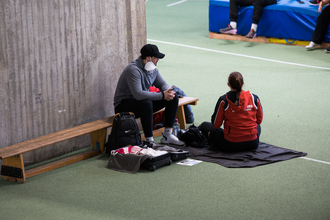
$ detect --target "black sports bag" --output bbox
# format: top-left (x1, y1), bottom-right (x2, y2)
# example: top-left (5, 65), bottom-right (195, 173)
top-left (179, 124), bottom-right (208, 148)
top-left (105, 112), bottom-right (142, 156)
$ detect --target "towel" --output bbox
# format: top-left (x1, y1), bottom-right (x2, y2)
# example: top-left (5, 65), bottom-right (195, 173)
top-left (172, 142), bottom-right (307, 168)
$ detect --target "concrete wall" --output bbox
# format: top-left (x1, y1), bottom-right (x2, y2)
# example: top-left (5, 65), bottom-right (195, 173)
top-left (0, 0), bottom-right (146, 165)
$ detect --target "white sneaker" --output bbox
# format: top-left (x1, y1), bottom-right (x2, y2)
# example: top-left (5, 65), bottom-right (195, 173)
top-left (160, 134), bottom-right (185, 146)
top-left (306, 41), bottom-right (319, 50)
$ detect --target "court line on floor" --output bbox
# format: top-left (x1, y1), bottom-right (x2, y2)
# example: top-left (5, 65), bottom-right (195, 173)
top-left (300, 157), bottom-right (330, 165)
top-left (148, 39), bottom-right (330, 70)
top-left (167, 0), bottom-right (187, 7)
top-left (148, 38), bottom-right (330, 166)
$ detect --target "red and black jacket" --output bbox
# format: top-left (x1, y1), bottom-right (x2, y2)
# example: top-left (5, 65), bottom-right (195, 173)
top-left (211, 90), bottom-right (263, 142)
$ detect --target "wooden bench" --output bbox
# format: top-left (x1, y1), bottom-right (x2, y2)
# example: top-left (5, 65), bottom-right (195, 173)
top-left (0, 97), bottom-right (199, 183)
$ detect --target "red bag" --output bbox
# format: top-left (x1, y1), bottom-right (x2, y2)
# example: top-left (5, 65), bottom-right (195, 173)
top-left (149, 86), bottom-right (164, 128)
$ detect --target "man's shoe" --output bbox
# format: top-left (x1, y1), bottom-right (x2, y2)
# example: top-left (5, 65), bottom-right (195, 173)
top-left (161, 134), bottom-right (185, 146)
top-left (245, 29), bottom-right (256, 39)
top-left (219, 25), bottom-right (237, 35)
top-left (142, 140), bottom-right (156, 148)
top-left (309, 0), bottom-right (320, 5)
top-left (306, 41), bottom-right (319, 49)
top-left (325, 46), bottom-right (330, 53)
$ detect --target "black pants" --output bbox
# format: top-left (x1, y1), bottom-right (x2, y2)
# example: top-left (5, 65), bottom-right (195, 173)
top-left (115, 95), bottom-right (179, 137)
top-left (230, 0), bottom-right (277, 25)
top-left (200, 122), bottom-right (261, 152)
top-left (312, 5), bottom-right (330, 44)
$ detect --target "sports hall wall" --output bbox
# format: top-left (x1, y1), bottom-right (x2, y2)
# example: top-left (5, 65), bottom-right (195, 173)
top-left (0, 0), bottom-right (146, 166)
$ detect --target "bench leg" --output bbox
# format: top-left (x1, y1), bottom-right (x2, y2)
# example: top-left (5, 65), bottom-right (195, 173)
top-left (90, 128), bottom-right (107, 152)
top-left (176, 105), bottom-right (187, 129)
top-left (25, 150), bottom-right (101, 179)
top-left (1, 154), bottom-right (26, 183)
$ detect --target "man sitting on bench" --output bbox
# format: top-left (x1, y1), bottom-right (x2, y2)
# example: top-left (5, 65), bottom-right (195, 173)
top-left (113, 44), bottom-right (184, 146)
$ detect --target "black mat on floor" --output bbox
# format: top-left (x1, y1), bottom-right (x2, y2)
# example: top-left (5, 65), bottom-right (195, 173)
top-left (172, 142), bottom-right (307, 168)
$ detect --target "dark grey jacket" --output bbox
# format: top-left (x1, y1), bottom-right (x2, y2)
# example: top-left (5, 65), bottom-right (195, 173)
top-left (113, 56), bottom-right (170, 107)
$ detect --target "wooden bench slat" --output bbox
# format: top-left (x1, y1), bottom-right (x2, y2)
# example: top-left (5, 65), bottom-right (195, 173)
top-left (0, 117), bottom-right (114, 159)
top-left (178, 96), bottom-right (199, 106)
top-left (154, 97), bottom-right (199, 114)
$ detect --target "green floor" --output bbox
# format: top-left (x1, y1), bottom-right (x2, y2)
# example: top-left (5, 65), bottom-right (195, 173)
top-left (1, 0), bottom-right (330, 219)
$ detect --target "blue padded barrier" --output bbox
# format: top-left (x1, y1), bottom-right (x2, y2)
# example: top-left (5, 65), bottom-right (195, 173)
top-left (209, 0), bottom-right (330, 42)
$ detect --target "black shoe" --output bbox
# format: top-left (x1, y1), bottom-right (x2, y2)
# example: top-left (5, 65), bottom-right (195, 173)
top-left (245, 29), bottom-right (256, 39)
top-left (309, 0), bottom-right (320, 5)
top-left (219, 25), bottom-right (237, 35)
top-left (141, 140), bottom-right (156, 148)
top-left (325, 46), bottom-right (330, 53)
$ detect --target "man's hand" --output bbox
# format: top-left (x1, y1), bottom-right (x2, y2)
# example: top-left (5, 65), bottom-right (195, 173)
top-left (163, 88), bottom-right (175, 101)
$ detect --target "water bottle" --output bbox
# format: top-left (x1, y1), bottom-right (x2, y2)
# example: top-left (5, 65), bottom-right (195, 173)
top-left (173, 119), bottom-right (180, 137)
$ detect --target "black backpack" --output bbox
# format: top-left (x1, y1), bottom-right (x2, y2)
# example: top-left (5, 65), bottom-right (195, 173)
top-left (105, 112), bottom-right (142, 156)
top-left (179, 124), bottom-right (208, 148)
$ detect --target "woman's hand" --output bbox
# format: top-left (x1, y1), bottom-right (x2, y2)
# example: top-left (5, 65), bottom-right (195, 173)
top-left (319, 1), bottom-right (323, 12)
top-left (318, 0), bottom-right (329, 12)
top-left (163, 88), bottom-right (175, 101)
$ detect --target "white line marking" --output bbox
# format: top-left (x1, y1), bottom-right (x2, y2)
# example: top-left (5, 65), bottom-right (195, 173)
top-left (300, 157), bottom-right (330, 165)
top-left (148, 38), bottom-right (330, 166)
top-left (167, 0), bottom-right (188, 7)
top-left (147, 39), bottom-right (330, 70)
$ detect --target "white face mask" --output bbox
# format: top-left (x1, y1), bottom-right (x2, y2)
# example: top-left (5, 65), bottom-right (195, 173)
top-left (145, 61), bottom-right (156, 71)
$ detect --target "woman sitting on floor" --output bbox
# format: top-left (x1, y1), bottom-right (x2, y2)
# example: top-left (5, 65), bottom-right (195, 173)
top-left (200, 71), bottom-right (263, 152)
